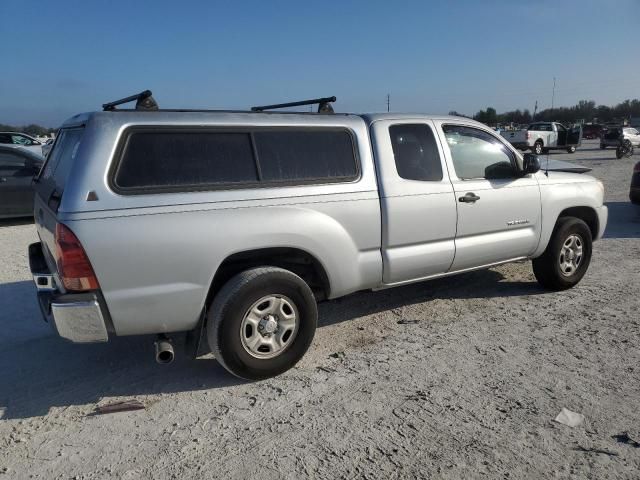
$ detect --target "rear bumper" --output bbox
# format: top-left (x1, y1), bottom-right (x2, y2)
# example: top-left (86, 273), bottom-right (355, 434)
top-left (29, 242), bottom-right (109, 343)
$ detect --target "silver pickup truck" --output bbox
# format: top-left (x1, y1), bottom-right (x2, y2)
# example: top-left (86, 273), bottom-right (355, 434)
top-left (29, 93), bottom-right (607, 379)
top-left (501, 122), bottom-right (582, 154)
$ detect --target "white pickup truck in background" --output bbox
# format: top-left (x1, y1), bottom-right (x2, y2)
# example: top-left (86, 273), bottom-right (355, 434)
top-left (501, 122), bottom-right (582, 154)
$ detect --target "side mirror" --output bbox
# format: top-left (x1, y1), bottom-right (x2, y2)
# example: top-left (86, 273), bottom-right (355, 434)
top-left (522, 153), bottom-right (540, 174)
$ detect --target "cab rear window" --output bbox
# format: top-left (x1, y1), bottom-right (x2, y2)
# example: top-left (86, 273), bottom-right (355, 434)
top-left (112, 127), bottom-right (359, 193)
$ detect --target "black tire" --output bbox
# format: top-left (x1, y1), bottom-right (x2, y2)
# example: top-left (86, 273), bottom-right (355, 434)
top-left (566, 146), bottom-right (576, 153)
top-left (630, 192), bottom-right (640, 205)
top-left (532, 217), bottom-right (593, 291)
top-left (207, 267), bottom-right (317, 380)
top-left (532, 141), bottom-right (543, 155)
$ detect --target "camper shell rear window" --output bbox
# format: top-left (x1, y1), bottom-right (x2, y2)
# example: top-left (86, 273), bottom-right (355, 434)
top-left (39, 128), bottom-right (84, 190)
top-left (111, 127), bottom-right (360, 193)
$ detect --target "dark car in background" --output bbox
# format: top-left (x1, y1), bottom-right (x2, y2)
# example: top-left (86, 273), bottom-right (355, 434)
top-left (601, 126), bottom-right (640, 150)
top-left (631, 161), bottom-right (640, 205)
top-left (0, 145), bottom-right (43, 218)
top-left (582, 124), bottom-right (604, 140)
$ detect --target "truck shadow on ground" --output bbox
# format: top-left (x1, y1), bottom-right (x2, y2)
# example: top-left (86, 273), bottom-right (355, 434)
top-left (318, 268), bottom-right (543, 330)
top-left (0, 268), bottom-right (543, 420)
top-left (0, 217), bottom-right (33, 228)
top-left (0, 281), bottom-right (244, 420)
top-left (603, 201), bottom-right (640, 239)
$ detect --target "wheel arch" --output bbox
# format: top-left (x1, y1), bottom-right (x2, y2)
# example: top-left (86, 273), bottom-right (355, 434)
top-left (206, 247), bottom-right (332, 306)
top-left (558, 206), bottom-right (599, 239)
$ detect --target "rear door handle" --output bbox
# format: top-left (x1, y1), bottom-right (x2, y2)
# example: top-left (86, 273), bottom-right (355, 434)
top-left (459, 192), bottom-right (480, 203)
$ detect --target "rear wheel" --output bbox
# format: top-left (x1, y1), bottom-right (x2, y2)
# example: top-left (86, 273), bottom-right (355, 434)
top-left (566, 146), bottom-right (576, 153)
top-left (207, 267), bottom-right (317, 380)
top-left (532, 217), bottom-right (592, 291)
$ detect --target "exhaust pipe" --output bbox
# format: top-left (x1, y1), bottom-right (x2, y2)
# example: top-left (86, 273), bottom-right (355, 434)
top-left (154, 335), bottom-right (174, 364)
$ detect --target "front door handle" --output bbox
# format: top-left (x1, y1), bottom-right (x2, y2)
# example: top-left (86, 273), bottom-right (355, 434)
top-left (459, 192), bottom-right (480, 203)
top-left (0, 177), bottom-right (7, 183)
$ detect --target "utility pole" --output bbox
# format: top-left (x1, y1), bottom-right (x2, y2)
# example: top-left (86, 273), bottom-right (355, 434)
top-left (386, 93), bottom-right (390, 112)
top-left (533, 100), bottom-right (538, 121)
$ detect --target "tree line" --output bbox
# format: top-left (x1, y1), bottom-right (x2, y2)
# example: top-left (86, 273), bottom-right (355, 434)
top-left (450, 99), bottom-right (640, 126)
top-left (0, 124), bottom-right (56, 136)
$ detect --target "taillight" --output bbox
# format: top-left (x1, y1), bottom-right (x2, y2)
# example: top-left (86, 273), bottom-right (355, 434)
top-left (54, 223), bottom-right (99, 292)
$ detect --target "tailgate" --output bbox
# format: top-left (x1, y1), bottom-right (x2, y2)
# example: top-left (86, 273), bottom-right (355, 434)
top-left (501, 130), bottom-right (526, 144)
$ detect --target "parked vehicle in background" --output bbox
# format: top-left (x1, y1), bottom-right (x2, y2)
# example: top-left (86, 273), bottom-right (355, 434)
top-left (499, 129), bottom-right (529, 151)
top-left (0, 145), bottom-right (43, 218)
top-left (630, 161), bottom-right (640, 205)
top-left (28, 91), bottom-right (607, 380)
top-left (582, 124), bottom-right (604, 140)
top-left (41, 138), bottom-right (55, 157)
top-left (600, 126), bottom-right (640, 149)
top-left (500, 122), bottom-right (582, 154)
top-left (0, 132), bottom-right (44, 155)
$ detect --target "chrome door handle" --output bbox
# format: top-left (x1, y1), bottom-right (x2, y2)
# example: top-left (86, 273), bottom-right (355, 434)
top-left (459, 192), bottom-right (480, 203)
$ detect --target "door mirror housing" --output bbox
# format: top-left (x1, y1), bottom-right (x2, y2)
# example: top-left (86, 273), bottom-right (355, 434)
top-left (522, 153), bottom-right (541, 174)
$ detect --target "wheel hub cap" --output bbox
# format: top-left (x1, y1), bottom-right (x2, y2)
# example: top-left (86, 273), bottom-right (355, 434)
top-left (240, 295), bottom-right (299, 359)
top-left (559, 234), bottom-right (583, 277)
top-left (260, 315), bottom-right (278, 334)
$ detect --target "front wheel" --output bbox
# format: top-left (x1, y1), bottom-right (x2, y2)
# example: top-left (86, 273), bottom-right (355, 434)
top-left (532, 217), bottom-right (592, 291)
top-left (566, 146), bottom-right (576, 153)
top-left (207, 267), bottom-right (318, 380)
top-left (616, 140), bottom-right (634, 159)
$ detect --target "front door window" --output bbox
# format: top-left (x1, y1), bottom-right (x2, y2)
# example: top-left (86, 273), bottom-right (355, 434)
top-left (442, 125), bottom-right (517, 180)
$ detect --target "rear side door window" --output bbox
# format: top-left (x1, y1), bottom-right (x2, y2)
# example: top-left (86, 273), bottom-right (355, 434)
top-left (11, 134), bottom-right (35, 146)
top-left (388, 124), bottom-right (443, 181)
top-left (442, 125), bottom-right (518, 180)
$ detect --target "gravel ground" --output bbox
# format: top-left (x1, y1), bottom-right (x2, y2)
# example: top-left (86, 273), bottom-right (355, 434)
top-left (1, 140), bottom-right (639, 479)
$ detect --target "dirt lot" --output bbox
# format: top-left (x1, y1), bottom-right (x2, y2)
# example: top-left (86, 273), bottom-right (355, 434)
top-left (1, 139), bottom-right (639, 479)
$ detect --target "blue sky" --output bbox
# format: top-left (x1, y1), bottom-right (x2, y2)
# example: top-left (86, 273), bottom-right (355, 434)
top-left (1, 0), bottom-right (638, 126)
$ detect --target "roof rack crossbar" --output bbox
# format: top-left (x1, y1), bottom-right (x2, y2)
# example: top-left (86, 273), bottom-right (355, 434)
top-left (103, 90), bottom-right (158, 111)
top-left (251, 96), bottom-right (336, 114)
